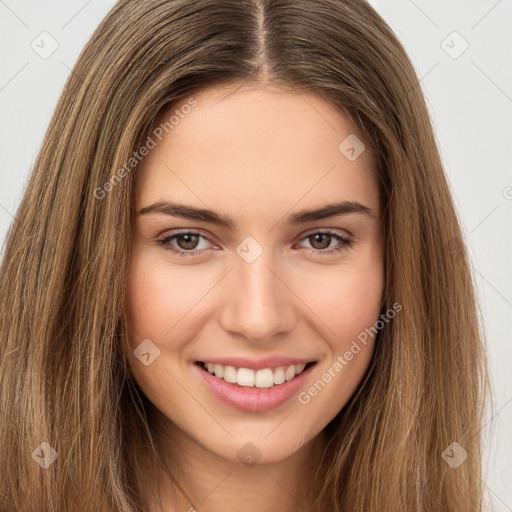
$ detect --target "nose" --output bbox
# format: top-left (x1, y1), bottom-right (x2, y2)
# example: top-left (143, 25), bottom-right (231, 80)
top-left (218, 247), bottom-right (297, 344)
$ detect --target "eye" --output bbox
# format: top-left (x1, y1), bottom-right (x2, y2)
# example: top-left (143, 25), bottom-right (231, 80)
top-left (157, 231), bottom-right (213, 257)
top-left (157, 229), bottom-right (352, 258)
top-left (295, 230), bottom-right (352, 255)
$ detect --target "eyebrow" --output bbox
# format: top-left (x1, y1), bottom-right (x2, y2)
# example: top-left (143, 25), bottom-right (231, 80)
top-left (138, 200), bottom-right (375, 228)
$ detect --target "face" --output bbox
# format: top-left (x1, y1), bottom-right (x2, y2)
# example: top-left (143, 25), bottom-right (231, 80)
top-left (122, 83), bottom-right (384, 465)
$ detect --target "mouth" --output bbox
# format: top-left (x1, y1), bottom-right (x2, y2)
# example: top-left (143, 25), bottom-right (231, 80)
top-left (195, 360), bottom-right (317, 389)
top-left (194, 359), bottom-right (318, 412)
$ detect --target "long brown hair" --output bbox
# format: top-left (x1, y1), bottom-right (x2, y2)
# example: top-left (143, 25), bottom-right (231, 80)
top-left (0, 0), bottom-right (493, 510)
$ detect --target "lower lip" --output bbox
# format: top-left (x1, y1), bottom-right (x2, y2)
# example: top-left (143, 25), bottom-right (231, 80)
top-left (194, 362), bottom-right (316, 412)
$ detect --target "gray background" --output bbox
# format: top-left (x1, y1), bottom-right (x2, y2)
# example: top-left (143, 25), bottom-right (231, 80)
top-left (0, 0), bottom-right (510, 508)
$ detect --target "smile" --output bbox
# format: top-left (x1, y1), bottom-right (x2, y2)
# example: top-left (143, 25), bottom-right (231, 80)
top-left (194, 360), bottom-right (318, 412)
top-left (198, 361), bottom-right (315, 388)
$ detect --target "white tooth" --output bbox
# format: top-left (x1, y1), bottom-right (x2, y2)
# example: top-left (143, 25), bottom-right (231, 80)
top-left (214, 364), bottom-right (224, 378)
top-left (255, 368), bottom-right (274, 388)
top-left (295, 363), bottom-right (306, 375)
top-left (237, 367), bottom-right (255, 387)
top-left (223, 365), bottom-right (237, 383)
top-left (273, 366), bottom-right (285, 385)
top-left (285, 365), bottom-right (295, 381)
top-left (209, 363), bottom-right (306, 387)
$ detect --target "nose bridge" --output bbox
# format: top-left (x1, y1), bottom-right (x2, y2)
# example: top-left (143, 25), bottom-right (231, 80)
top-left (219, 237), bottom-right (295, 341)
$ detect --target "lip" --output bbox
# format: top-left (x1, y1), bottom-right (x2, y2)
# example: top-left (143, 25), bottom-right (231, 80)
top-left (193, 360), bottom-right (317, 412)
top-left (195, 356), bottom-right (315, 371)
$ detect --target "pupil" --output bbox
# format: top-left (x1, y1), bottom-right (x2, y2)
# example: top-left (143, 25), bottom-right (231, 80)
top-left (178, 234), bottom-right (198, 250)
top-left (311, 233), bottom-right (330, 249)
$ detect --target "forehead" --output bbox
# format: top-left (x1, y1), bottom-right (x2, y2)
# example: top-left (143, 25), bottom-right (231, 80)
top-left (135, 84), bottom-right (379, 219)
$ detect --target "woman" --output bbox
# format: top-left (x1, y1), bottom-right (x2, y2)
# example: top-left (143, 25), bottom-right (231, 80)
top-left (0, 0), bottom-right (492, 510)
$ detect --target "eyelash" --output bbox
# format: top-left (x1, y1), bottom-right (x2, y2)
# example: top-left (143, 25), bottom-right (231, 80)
top-left (156, 230), bottom-right (352, 258)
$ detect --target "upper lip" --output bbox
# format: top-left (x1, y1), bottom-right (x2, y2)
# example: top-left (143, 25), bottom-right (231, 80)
top-left (196, 356), bottom-right (317, 371)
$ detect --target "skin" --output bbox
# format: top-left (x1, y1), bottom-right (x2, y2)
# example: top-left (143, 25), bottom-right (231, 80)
top-left (122, 83), bottom-right (385, 512)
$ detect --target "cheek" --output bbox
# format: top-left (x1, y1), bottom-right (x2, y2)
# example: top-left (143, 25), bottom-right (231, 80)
top-left (333, 273), bottom-right (383, 341)
top-left (123, 253), bottom-right (219, 349)
top-left (122, 256), bottom-right (203, 403)
top-left (292, 260), bottom-right (383, 418)
top-left (296, 260), bottom-right (383, 344)
top-left (124, 261), bottom-right (174, 344)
